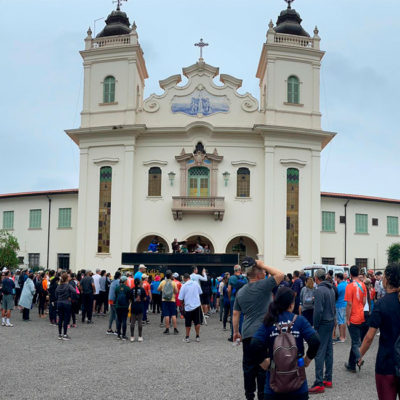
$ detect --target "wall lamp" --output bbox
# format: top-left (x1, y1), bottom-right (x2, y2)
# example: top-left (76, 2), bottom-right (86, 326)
top-left (168, 171), bottom-right (176, 186)
top-left (222, 171), bottom-right (230, 186)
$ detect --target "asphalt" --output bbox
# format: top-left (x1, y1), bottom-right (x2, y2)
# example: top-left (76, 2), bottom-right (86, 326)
top-left (3, 308), bottom-right (379, 400)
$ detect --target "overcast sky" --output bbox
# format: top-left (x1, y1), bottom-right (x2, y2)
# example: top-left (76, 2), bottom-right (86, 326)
top-left (1, 0), bottom-right (399, 198)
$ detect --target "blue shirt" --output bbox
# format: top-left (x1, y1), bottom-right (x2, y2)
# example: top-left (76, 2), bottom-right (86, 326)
top-left (108, 278), bottom-right (120, 302)
top-left (253, 311), bottom-right (315, 395)
top-left (336, 281), bottom-right (347, 308)
top-left (292, 278), bottom-right (303, 308)
top-left (151, 281), bottom-right (160, 294)
top-left (134, 271), bottom-right (143, 281)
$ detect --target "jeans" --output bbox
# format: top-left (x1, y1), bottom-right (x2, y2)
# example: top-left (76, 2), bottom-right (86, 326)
top-left (348, 323), bottom-right (362, 369)
top-left (210, 293), bottom-right (217, 310)
top-left (81, 293), bottom-right (93, 322)
top-left (49, 302), bottom-right (57, 323)
top-left (108, 304), bottom-right (118, 330)
top-left (314, 321), bottom-right (334, 386)
top-left (219, 298), bottom-right (224, 321)
top-left (22, 308), bottom-right (30, 320)
top-left (116, 307), bottom-right (128, 337)
top-left (131, 313), bottom-right (143, 337)
top-left (223, 300), bottom-right (230, 329)
top-left (243, 338), bottom-right (266, 400)
top-left (57, 302), bottom-right (71, 335)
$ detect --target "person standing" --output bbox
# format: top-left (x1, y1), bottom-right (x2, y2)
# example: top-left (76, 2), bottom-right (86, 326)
top-left (134, 264), bottom-right (147, 281)
top-left (141, 274), bottom-right (151, 324)
top-left (292, 270), bottom-right (304, 315)
top-left (92, 269), bottom-right (101, 314)
top-left (158, 270), bottom-right (179, 335)
top-left (130, 278), bottom-right (146, 342)
top-left (18, 273), bottom-right (35, 321)
top-left (222, 274), bottom-right (231, 330)
top-left (190, 266), bottom-right (207, 286)
top-left (151, 275), bottom-right (161, 314)
top-left (299, 277), bottom-right (315, 326)
top-left (344, 265), bottom-right (367, 373)
top-left (309, 269), bottom-right (336, 394)
top-left (179, 273), bottom-right (203, 343)
top-left (14, 269), bottom-right (21, 306)
top-left (374, 271), bottom-right (385, 300)
top-left (55, 272), bottom-right (76, 340)
top-left (106, 271), bottom-right (121, 334)
top-left (358, 263), bottom-right (400, 400)
top-left (97, 270), bottom-right (107, 315)
top-left (48, 275), bottom-right (59, 326)
top-left (80, 270), bottom-right (95, 324)
top-left (333, 273), bottom-right (347, 343)
top-left (233, 259), bottom-right (284, 400)
top-left (114, 276), bottom-right (131, 340)
top-left (1, 270), bottom-right (15, 327)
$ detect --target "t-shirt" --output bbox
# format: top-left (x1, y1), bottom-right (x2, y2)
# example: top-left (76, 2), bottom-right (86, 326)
top-left (1, 278), bottom-right (15, 295)
top-left (114, 284), bottom-right (131, 308)
top-left (178, 280), bottom-right (203, 311)
top-left (190, 273), bottom-right (207, 286)
top-left (292, 278), bottom-right (303, 309)
top-left (150, 281), bottom-right (160, 294)
top-left (344, 280), bottom-right (366, 325)
top-left (228, 274), bottom-right (248, 302)
top-left (234, 277), bottom-right (277, 339)
top-left (174, 279), bottom-right (182, 306)
top-left (130, 286), bottom-right (147, 314)
top-left (142, 281), bottom-right (151, 296)
top-left (127, 277), bottom-right (135, 289)
top-left (134, 271), bottom-right (143, 281)
top-left (158, 279), bottom-right (177, 302)
top-left (368, 292), bottom-right (400, 375)
top-left (80, 276), bottom-right (94, 295)
top-left (252, 311), bottom-right (315, 395)
top-left (92, 274), bottom-right (101, 295)
top-left (336, 281), bottom-right (348, 308)
top-left (99, 276), bottom-right (106, 292)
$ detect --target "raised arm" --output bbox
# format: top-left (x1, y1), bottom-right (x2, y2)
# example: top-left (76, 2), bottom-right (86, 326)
top-left (256, 260), bottom-right (284, 285)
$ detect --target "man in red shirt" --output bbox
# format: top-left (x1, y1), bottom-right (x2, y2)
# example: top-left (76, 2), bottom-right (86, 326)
top-left (141, 274), bottom-right (152, 324)
top-left (344, 265), bottom-right (367, 372)
top-left (173, 273), bottom-right (183, 318)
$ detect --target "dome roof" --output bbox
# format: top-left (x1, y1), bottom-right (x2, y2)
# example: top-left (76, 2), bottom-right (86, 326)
top-left (96, 9), bottom-right (131, 38)
top-left (274, 8), bottom-right (310, 37)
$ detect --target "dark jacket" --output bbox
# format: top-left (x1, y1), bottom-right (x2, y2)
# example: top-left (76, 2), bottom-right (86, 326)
top-left (55, 283), bottom-right (76, 305)
top-left (313, 281), bottom-right (336, 329)
top-left (49, 279), bottom-right (58, 302)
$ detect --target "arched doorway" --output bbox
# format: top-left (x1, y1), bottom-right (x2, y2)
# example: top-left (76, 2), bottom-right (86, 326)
top-left (136, 235), bottom-right (169, 253)
top-left (185, 235), bottom-right (214, 253)
top-left (225, 236), bottom-right (259, 262)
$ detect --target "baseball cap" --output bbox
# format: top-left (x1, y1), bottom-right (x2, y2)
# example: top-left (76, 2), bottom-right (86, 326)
top-left (139, 264), bottom-right (147, 269)
top-left (172, 272), bottom-right (179, 278)
top-left (241, 257), bottom-right (256, 269)
top-left (121, 276), bottom-right (128, 282)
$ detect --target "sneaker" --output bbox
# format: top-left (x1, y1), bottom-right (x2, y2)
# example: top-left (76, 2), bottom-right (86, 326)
top-left (122, 336), bottom-right (128, 341)
top-left (183, 337), bottom-right (190, 343)
top-left (336, 339), bottom-right (345, 343)
top-left (87, 320), bottom-right (94, 324)
top-left (163, 329), bottom-right (170, 335)
top-left (138, 337), bottom-right (143, 342)
top-left (130, 337), bottom-right (135, 342)
top-left (106, 329), bottom-right (114, 335)
top-left (113, 331), bottom-right (118, 336)
top-left (309, 385), bottom-right (325, 394)
top-left (67, 324), bottom-right (71, 329)
top-left (223, 327), bottom-right (227, 331)
top-left (174, 328), bottom-right (179, 335)
top-left (58, 334), bottom-right (63, 340)
top-left (146, 320), bottom-right (150, 324)
top-left (344, 363), bottom-right (356, 373)
top-left (116, 335), bottom-right (122, 340)
top-left (227, 337), bottom-right (233, 342)
top-left (72, 324), bottom-right (77, 328)
top-left (1, 322), bottom-right (5, 326)
top-left (323, 381), bottom-right (332, 389)
top-left (159, 323), bottom-right (164, 327)
top-left (196, 336), bottom-right (200, 342)
top-left (62, 334), bottom-right (71, 341)
top-left (6, 323), bottom-right (14, 327)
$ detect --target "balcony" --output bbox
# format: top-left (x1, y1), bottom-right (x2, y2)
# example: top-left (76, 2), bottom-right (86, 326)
top-left (172, 196), bottom-right (225, 221)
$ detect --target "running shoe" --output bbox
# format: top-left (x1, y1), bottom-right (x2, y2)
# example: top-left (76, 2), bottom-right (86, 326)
top-left (62, 334), bottom-right (71, 341)
top-left (196, 336), bottom-right (200, 342)
top-left (309, 385), bottom-right (325, 394)
top-left (5, 323), bottom-right (14, 327)
top-left (183, 337), bottom-right (190, 343)
top-left (106, 329), bottom-right (114, 335)
top-left (116, 335), bottom-right (122, 340)
top-left (163, 328), bottom-right (170, 335)
top-left (138, 337), bottom-right (143, 342)
top-left (130, 337), bottom-right (135, 342)
top-left (344, 363), bottom-right (356, 373)
top-left (122, 336), bottom-right (128, 341)
top-left (323, 381), bottom-right (332, 389)
top-left (58, 334), bottom-right (63, 340)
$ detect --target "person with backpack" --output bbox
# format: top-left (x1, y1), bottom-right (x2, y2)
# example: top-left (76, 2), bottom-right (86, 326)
top-left (250, 286), bottom-right (320, 400)
top-left (227, 264), bottom-right (248, 341)
top-left (1, 270), bottom-right (15, 327)
top-left (130, 278), bottom-right (147, 342)
top-left (157, 270), bottom-right (179, 335)
top-left (233, 258), bottom-right (284, 400)
top-left (299, 277), bottom-right (315, 326)
top-left (114, 276), bottom-right (131, 340)
top-left (55, 272), bottom-right (76, 340)
top-left (36, 272), bottom-right (48, 319)
top-left (106, 271), bottom-right (121, 335)
top-left (358, 263), bottom-right (400, 400)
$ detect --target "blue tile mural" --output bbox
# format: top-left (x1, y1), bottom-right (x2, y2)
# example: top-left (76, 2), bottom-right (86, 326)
top-left (171, 89), bottom-right (229, 116)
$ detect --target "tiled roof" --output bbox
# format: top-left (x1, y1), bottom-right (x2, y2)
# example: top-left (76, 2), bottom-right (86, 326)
top-left (0, 189), bottom-right (79, 199)
top-left (321, 192), bottom-right (400, 205)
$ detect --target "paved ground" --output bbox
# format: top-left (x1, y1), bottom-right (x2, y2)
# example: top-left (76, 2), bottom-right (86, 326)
top-left (3, 308), bottom-right (379, 400)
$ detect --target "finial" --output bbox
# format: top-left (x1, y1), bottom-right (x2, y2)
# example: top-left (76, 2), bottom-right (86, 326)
top-left (132, 21), bottom-right (137, 31)
top-left (194, 38), bottom-right (209, 61)
top-left (268, 20), bottom-right (274, 29)
top-left (87, 27), bottom-right (92, 37)
top-left (284, 0), bottom-right (294, 9)
top-left (314, 26), bottom-right (319, 35)
top-left (113, 0), bottom-right (127, 11)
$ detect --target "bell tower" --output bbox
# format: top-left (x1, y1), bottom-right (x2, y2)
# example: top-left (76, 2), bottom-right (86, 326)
top-left (256, 1), bottom-right (324, 130)
top-left (80, 4), bottom-right (148, 128)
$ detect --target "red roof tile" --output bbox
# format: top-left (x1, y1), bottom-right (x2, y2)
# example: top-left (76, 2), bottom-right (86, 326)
top-left (0, 189), bottom-right (78, 199)
top-left (321, 192), bottom-right (400, 204)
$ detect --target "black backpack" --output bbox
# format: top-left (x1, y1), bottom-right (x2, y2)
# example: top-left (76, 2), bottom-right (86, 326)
top-left (116, 286), bottom-right (129, 308)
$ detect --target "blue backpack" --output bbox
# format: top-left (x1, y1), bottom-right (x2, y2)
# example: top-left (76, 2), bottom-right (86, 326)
top-left (116, 285), bottom-right (129, 308)
top-left (232, 275), bottom-right (247, 297)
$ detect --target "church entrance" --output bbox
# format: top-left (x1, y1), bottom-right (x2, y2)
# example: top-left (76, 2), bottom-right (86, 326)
top-left (136, 235), bottom-right (169, 253)
top-left (225, 236), bottom-right (259, 263)
top-left (184, 235), bottom-right (214, 253)
top-left (188, 167), bottom-right (209, 197)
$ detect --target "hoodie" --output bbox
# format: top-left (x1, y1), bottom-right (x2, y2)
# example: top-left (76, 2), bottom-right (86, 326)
top-left (313, 280), bottom-right (336, 330)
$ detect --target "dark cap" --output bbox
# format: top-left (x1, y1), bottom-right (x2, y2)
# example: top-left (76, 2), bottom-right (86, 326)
top-left (241, 257), bottom-right (256, 269)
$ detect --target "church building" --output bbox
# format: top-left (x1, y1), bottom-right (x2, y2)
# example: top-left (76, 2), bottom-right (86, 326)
top-left (1, 3), bottom-right (399, 273)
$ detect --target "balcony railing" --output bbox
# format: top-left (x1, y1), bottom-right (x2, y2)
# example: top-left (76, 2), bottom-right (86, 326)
top-left (91, 34), bottom-right (131, 49)
top-left (172, 196), bottom-right (225, 221)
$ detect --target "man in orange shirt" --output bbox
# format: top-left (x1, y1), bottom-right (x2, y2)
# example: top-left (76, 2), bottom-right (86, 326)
top-left (344, 265), bottom-right (367, 372)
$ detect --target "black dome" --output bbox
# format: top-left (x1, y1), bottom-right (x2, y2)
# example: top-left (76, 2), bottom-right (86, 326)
top-left (274, 8), bottom-right (310, 37)
top-left (96, 9), bottom-right (131, 38)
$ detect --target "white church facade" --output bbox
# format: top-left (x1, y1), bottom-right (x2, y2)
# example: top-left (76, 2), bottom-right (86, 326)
top-left (1, 4), bottom-right (399, 273)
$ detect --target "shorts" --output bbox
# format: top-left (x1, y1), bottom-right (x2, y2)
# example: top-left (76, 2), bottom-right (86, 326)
top-left (336, 307), bottom-right (346, 325)
top-left (200, 293), bottom-right (210, 305)
top-left (162, 301), bottom-right (177, 317)
top-left (2, 294), bottom-right (14, 311)
top-left (184, 307), bottom-right (202, 327)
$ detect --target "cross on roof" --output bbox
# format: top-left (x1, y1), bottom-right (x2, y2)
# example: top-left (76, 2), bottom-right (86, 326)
top-left (113, 0), bottom-right (127, 11)
top-left (194, 38), bottom-right (209, 61)
top-left (285, 0), bottom-right (295, 9)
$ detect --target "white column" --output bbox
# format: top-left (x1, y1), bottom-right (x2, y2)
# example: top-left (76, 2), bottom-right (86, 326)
top-left (263, 143), bottom-right (275, 264)
top-left (76, 148), bottom-right (89, 268)
top-left (311, 150), bottom-right (321, 264)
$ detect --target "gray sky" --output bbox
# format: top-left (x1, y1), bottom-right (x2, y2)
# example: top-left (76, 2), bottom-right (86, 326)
top-left (2, 0), bottom-right (399, 198)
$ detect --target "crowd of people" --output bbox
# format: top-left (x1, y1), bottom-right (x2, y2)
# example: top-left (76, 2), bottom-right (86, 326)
top-left (1, 260), bottom-right (400, 400)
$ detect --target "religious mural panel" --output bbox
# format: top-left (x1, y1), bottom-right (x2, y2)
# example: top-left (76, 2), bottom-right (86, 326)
top-left (98, 166), bottom-right (112, 253)
top-left (286, 168), bottom-right (299, 256)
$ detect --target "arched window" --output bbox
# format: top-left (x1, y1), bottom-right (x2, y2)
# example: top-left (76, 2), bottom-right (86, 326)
top-left (287, 76), bottom-right (300, 104)
top-left (237, 168), bottom-right (250, 197)
top-left (103, 76), bottom-right (115, 103)
top-left (98, 166), bottom-right (112, 253)
top-left (286, 168), bottom-right (299, 256)
top-left (148, 167), bottom-right (162, 196)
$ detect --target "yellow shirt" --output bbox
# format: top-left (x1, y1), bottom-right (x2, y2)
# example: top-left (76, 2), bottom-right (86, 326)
top-left (158, 280), bottom-right (177, 302)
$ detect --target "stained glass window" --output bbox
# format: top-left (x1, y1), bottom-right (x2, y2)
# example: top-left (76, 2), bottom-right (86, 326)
top-left (188, 167), bottom-right (209, 197)
top-left (287, 76), bottom-right (300, 104)
top-left (237, 168), bottom-right (250, 197)
top-left (286, 168), bottom-right (299, 256)
top-left (98, 166), bottom-right (112, 253)
top-left (148, 167), bottom-right (162, 196)
top-left (103, 76), bottom-right (115, 103)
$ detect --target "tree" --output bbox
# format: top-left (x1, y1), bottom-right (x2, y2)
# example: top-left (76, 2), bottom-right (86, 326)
top-left (0, 230), bottom-right (20, 270)
top-left (387, 243), bottom-right (400, 264)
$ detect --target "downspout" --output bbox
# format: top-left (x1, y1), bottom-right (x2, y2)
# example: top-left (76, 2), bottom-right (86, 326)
top-left (344, 200), bottom-right (350, 265)
top-left (46, 195), bottom-right (52, 269)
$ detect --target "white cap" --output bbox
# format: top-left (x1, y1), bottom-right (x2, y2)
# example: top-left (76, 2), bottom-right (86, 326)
top-left (139, 264), bottom-right (147, 270)
top-left (172, 272), bottom-right (179, 278)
